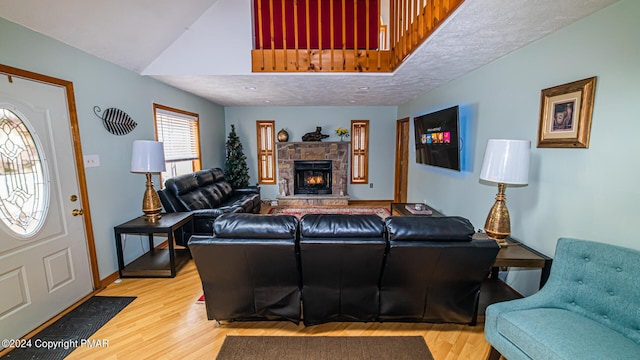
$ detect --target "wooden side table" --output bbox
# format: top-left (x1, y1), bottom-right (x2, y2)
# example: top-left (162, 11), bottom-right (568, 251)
top-left (475, 232), bottom-right (553, 321)
top-left (114, 212), bottom-right (193, 278)
top-left (390, 202), bottom-right (443, 216)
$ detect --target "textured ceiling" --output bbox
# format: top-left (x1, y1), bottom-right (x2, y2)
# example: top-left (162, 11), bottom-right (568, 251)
top-left (0, 0), bottom-right (617, 106)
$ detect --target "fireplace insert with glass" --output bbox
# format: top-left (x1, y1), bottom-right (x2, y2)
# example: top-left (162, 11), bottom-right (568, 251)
top-left (294, 160), bottom-right (332, 194)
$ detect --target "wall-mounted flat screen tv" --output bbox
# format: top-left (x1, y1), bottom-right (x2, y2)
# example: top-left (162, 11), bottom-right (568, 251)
top-left (414, 105), bottom-right (460, 171)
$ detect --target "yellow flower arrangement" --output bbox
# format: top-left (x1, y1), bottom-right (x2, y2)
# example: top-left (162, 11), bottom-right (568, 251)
top-left (335, 127), bottom-right (350, 139)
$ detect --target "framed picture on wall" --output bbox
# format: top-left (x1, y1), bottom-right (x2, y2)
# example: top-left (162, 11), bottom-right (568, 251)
top-left (537, 76), bottom-right (597, 148)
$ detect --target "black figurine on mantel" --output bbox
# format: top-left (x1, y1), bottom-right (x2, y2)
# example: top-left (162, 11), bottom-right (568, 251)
top-left (302, 126), bottom-right (330, 142)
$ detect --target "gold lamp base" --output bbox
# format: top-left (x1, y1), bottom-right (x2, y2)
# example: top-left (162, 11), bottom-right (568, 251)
top-left (484, 183), bottom-right (511, 244)
top-left (142, 172), bottom-right (162, 222)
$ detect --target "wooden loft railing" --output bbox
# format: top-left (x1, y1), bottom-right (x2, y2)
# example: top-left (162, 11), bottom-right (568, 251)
top-left (252, 0), bottom-right (465, 73)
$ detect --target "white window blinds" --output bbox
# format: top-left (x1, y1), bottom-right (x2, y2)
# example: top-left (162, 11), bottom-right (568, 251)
top-left (155, 108), bottom-right (199, 162)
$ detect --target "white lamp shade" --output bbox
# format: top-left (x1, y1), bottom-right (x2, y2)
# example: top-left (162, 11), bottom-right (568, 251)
top-left (480, 139), bottom-right (530, 185)
top-left (131, 140), bottom-right (166, 173)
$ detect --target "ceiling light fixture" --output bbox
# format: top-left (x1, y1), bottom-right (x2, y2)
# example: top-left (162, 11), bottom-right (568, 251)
top-left (244, 86), bottom-right (257, 90)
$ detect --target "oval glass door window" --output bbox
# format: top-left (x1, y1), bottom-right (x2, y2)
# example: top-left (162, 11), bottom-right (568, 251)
top-left (0, 108), bottom-right (48, 237)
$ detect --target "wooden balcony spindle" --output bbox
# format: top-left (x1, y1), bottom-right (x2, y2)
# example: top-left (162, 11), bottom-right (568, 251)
top-left (415, 0), bottom-right (420, 43)
top-left (420, 0), bottom-right (424, 43)
top-left (269, 0), bottom-right (275, 70)
top-left (294, 0), bottom-right (300, 69)
top-left (257, 0), bottom-right (265, 70)
top-left (353, 0), bottom-right (358, 71)
top-left (305, 0), bottom-right (311, 70)
top-left (318, 0), bottom-right (322, 70)
top-left (425, 2), bottom-right (433, 34)
top-left (342, 0), bottom-right (346, 70)
top-left (377, 0), bottom-right (382, 70)
top-left (390, 0), bottom-right (396, 68)
top-left (281, 0), bottom-right (287, 70)
top-left (400, 0), bottom-right (405, 61)
top-left (330, 0), bottom-right (335, 70)
top-left (366, 0), bottom-right (370, 71)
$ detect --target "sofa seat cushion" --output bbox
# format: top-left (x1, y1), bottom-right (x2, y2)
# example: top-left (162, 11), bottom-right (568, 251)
top-left (497, 308), bottom-right (640, 360)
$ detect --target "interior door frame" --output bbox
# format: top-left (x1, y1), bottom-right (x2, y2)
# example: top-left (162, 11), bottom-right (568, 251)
top-left (0, 64), bottom-right (99, 289)
top-left (393, 117), bottom-right (410, 203)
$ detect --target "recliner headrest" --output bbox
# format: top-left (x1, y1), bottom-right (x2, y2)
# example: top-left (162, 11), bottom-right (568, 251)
top-left (211, 168), bottom-right (225, 182)
top-left (164, 174), bottom-right (198, 195)
top-left (214, 213), bottom-right (298, 239)
top-left (196, 169), bottom-right (215, 186)
top-left (385, 216), bottom-right (475, 241)
top-left (300, 214), bottom-right (385, 238)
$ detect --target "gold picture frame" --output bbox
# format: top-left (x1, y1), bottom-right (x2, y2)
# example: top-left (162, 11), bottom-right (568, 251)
top-left (537, 76), bottom-right (596, 148)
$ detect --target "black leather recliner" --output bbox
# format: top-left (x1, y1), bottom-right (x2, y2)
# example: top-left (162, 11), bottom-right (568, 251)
top-left (188, 213), bottom-right (301, 323)
top-left (379, 216), bottom-right (500, 325)
top-left (158, 168), bottom-right (260, 245)
top-left (299, 214), bottom-right (386, 325)
top-left (188, 213), bottom-right (500, 326)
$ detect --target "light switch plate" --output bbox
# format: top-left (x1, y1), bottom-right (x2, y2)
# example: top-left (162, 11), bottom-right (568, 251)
top-left (83, 154), bottom-right (100, 168)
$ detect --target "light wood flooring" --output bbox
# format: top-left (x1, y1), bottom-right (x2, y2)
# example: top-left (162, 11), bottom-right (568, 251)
top-left (66, 203), bottom-right (492, 359)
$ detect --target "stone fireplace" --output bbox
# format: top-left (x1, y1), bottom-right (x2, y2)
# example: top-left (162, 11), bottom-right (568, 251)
top-left (276, 141), bottom-right (349, 205)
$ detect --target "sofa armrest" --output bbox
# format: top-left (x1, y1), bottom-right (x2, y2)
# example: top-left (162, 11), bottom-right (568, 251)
top-left (191, 209), bottom-right (226, 217)
top-left (188, 209), bottom-right (227, 235)
top-left (485, 283), bottom-right (562, 341)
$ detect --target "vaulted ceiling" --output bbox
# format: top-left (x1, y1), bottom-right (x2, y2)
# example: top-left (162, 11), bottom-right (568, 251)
top-left (0, 0), bottom-right (617, 106)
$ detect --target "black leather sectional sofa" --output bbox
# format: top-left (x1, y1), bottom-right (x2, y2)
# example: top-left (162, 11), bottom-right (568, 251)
top-left (188, 213), bottom-right (500, 326)
top-left (158, 168), bottom-right (260, 245)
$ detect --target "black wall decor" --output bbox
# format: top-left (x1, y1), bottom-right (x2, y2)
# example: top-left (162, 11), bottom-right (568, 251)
top-left (93, 106), bottom-right (137, 135)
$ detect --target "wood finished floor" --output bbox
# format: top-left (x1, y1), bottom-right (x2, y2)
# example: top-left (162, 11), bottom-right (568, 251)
top-left (67, 203), bottom-right (493, 360)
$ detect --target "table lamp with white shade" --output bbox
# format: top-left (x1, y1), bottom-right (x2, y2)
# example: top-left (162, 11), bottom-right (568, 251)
top-left (479, 139), bottom-right (531, 242)
top-left (131, 140), bottom-right (166, 222)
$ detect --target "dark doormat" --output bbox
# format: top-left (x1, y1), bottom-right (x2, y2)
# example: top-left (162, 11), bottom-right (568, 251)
top-left (2, 296), bottom-right (135, 360)
top-left (216, 336), bottom-right (434, 360)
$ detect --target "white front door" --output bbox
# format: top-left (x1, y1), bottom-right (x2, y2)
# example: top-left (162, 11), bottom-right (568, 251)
top-left (0, 72), bottom-right (94, 343)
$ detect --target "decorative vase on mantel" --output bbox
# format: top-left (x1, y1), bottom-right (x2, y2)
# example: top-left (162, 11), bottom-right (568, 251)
top-left (335, 127), bottom-right (349, 142)
top-left (277, 129), bottom-right (289, 142)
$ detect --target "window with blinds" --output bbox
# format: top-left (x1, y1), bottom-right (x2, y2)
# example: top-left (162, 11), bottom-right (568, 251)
top-left (153, 103), bottom-right (201, 184)
top-left (256, 120), bottom-right (276, 184)
top-left (351, 120), bottom-right (369, 184)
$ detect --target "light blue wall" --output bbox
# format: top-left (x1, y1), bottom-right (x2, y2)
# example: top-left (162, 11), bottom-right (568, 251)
top-left (398, 0), bottom-right (639, 294)
top-left (0, 17), bottom-right (226, 281)
top-left (225, 106), bottom-right (398, 200)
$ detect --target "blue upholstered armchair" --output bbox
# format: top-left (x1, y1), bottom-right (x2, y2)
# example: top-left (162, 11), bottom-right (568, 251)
top-left (485, 238), bottom-right (640, 360)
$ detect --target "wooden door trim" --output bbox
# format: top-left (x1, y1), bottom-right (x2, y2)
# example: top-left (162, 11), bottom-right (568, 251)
top-left (0, 64), bottom-right (100, 289)
top-left (394, 117), bottom-right (410, 203)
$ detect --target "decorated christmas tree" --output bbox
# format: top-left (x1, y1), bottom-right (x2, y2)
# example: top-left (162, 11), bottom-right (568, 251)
top-left (224, 124), bottom-right (250, 188)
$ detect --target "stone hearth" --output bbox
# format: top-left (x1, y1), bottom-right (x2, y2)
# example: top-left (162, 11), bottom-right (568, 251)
top-left (276, 141), bottom-right (349, 205)
top-left (276, 194), bottom-right (349, 206)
